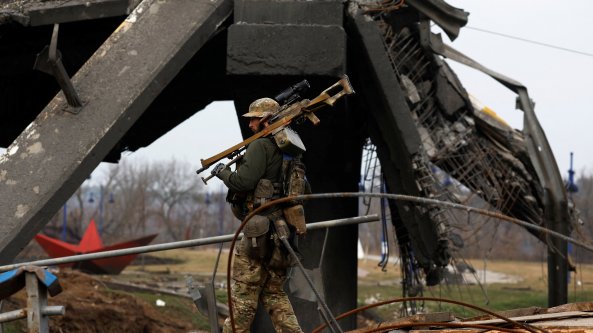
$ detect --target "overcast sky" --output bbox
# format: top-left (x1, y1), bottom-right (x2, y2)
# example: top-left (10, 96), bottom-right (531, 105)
top-left (442, 0), bottom-right (593, 178)
top-left (114, 102), bottom-right (242, 190)
top-left (2, 0), bottom-right (591, 188)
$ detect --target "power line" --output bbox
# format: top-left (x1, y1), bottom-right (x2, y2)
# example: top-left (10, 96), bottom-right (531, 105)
top-left (465, 26), bottom-right (593, 58)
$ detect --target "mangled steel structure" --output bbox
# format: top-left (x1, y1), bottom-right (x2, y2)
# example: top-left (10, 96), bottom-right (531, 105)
top-left (0, 0), bottom-right (574, 330)
top-left (347, 1), bottom-right (571, 307)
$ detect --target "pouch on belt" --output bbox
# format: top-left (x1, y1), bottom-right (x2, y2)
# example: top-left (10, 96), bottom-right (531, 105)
top-left (241, 215), bottom-right (270, 259)
top-left (283, 205), bottom-right (306, 235)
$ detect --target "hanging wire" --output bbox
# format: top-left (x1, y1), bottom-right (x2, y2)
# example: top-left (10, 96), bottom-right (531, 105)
top-left (464, 26), bottom-right (593, 59)
top-left (540, 248), bottom-right (548, 288)
top-left (481, 217), bottom-right (499, 288)
top-left (448, 260), bottom-right (473, 318)
top-left (452, 254), bottom-right (490, 306)
top-left (378, 175), bottom-right (390, 271)
top-left (399, 243), bottom-right (424, 316)
top-left (360, 139), bottom-right (381, 215)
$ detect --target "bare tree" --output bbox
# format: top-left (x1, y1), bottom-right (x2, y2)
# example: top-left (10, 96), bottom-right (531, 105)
top-left (147, 159), bottom-right (203, 241)
top-left (101, 161), bottom-right (152, 241)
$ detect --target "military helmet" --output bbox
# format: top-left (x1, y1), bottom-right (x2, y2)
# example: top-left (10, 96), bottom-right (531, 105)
top-left (242, 97), bottom-right (279, 118)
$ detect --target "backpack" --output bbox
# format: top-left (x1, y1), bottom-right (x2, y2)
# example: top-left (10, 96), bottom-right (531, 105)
top-left (280, 154), bottom-right (310, 235)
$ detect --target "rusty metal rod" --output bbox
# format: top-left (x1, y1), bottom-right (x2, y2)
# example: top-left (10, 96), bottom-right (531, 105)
top-left (0, 309), bottom-right (26, 323)
top-left (286, 192), bottom-right (593, 252)
top-left (41, 306), bottom-right (65, 316)
top-left (0, 214), bottom-right (379, 273)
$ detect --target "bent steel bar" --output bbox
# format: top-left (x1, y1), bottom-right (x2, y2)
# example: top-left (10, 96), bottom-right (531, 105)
top-left (427, 40), bottom-right (570, 306)
top-left (249, 193), bottom-right (593, 254)
top-left (0, 214), bottom-right (379, 273)
top-left (0, 309), bottom-right (27, 323)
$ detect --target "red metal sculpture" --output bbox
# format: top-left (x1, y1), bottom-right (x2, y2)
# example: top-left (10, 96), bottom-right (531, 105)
top-left (35, 220), bottom-right (157, 274)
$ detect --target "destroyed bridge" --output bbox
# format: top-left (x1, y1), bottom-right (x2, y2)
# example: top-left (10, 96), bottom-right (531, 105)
top-left (0, 0), bottom-right (575, 331)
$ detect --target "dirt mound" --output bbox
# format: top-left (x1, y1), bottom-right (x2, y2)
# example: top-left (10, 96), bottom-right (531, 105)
top-left (5, 269), bottom-right (203, 333)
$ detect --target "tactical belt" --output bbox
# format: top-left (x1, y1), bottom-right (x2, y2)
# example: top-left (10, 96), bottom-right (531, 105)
top-left (248, 182), bottom-right (282, 213)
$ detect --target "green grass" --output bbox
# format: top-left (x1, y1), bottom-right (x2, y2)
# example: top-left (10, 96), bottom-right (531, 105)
top-left (358, 282), bottom-right (593, 319)
top-left (119, 290), bottom-right (212, 331)
top-left (127, 248), bottom-right (230, 275)
top-left (357, 258), bottom-right (593, 320)
top-left (8, 249), bottom-right (593, 331)
top-left (123, 249), bottom-right (593, 323)
top-left (0, 322), bottom-right (25, 333)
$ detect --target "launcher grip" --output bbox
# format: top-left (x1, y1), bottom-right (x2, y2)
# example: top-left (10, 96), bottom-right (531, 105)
top-left (305, 75), bottom-right (355, 109)
top-left (200, 154), bottom-right (244, 185)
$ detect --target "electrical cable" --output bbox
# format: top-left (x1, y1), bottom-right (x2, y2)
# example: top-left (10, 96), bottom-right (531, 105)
top-left (454, 254), bottom-right (490, 306)
top-left (464, 26), bottom-right (593, 59)
top-left (361, 141), bottom-right (380, 214)
top-left (378, 175), bottom-right (389, 271)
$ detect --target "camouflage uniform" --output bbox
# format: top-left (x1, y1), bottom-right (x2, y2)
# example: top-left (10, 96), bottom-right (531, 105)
top-left (225, 248), bottom-right (302, 333)
top-left (218, 118), bottom-right (303, 332)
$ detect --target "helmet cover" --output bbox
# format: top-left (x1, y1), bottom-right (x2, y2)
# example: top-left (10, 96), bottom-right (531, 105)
top-left (243, 97), bottom-right (279, 118)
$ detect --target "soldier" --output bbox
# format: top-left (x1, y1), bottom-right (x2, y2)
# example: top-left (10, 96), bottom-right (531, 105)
top-left (212, 97), bottom-right (303, 333)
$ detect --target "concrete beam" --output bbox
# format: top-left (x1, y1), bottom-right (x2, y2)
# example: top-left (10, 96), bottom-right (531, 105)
top-left (1, 0), bottom-right (141, 26)
top-left (27, 0), bottom-right (131, 26)
top-left (227, 24), bottom-right (346, 76)
top-left (228, 0), bottom-right (346, 76)
top-left (234, 0), bottom-right (343, 25)
top-left (346, 9), bottom-right (448, 272)
top-left (347, 12), bottom-right (421, 155)
top-left (0, 0), bottom-right (232, 263)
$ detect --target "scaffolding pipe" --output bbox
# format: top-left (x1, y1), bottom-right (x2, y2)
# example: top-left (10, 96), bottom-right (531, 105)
top-left (0, 309), bottom-right (26, 323)
top-left (0, 214), bottom-right (379, 273)
top-left (0, 307), bottom-right (66, 325)
top-left (41, 306), bottom-right (65, 316)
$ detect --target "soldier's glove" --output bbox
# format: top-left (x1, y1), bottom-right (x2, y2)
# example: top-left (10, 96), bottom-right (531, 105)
top-left (211, 162), bottom-right (226, 176)
top-left (273, 218), bottom-right (290, 240)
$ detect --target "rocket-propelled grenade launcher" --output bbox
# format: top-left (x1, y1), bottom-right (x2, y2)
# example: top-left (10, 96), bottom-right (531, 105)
top-left (196, 75), bottom-right (355, 184)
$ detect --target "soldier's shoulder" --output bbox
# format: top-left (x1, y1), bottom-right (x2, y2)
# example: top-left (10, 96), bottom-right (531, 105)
top-left (253, 137), bottom-right (277, 148)
top-left (252, 137), bottom-right (268, 144)
top-left (251, 137), bottom-right (280, 158)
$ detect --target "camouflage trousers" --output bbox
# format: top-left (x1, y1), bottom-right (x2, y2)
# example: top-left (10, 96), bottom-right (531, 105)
top-left (222, 251), bottom-right (303, 333)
